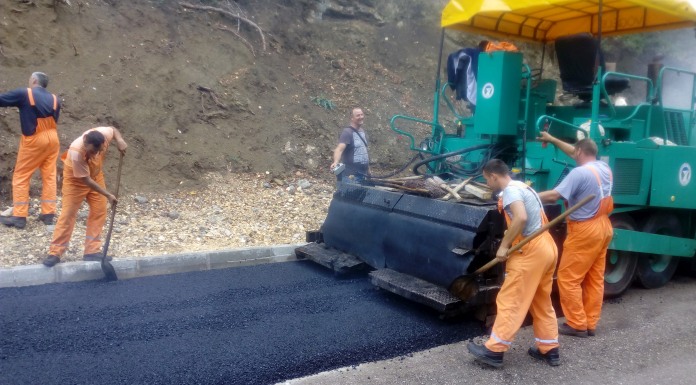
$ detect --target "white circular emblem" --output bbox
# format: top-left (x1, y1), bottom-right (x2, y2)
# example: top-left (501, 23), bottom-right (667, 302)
top-left (577, 121), bottom-right (605, 139)
top-left (679, 163), bottom-right (691, 186)
top-left (481, 83), bottom-right (495, 99)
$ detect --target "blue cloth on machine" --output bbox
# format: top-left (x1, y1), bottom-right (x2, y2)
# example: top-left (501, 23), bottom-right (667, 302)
top-left (447, 48), bottom-right (481, 104)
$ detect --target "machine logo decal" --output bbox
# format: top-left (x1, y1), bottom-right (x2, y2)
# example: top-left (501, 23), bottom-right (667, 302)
top-left (679, 163), bottom-right (691, 186)
top-left (481, 83), bottom-right (495, 99)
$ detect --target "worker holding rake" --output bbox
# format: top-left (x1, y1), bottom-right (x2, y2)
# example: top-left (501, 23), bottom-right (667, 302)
top-left (467, 159), bottom-right (560, 368)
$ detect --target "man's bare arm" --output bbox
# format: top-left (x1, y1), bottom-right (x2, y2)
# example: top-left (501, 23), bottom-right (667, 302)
top-left (330, 143), bottom-right (346, 170)
top-left (538, 189), bottom-right (562, 204)
top-left (111, 127), bottom-right (128, 154)
top-left (539, 132), bottom-right (575, 158)
top-left (80, 176), bottom-right (117, 205)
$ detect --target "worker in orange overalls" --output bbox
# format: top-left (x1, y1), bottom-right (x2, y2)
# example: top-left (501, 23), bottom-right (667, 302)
top-left (538, 134), bottom-right (613, 338)
top-left (0, 72), bottom-right (61, 229)
top-left (43, 126), bottom-right (127, 267)
top-left (467, 159), bottom-right (560, 368)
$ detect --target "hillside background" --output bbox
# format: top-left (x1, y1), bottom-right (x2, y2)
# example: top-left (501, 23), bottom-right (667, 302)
top-left (1, 0), bottom-right (694, 196)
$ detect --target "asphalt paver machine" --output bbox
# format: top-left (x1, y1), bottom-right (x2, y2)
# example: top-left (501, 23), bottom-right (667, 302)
top-left (298, 0), bottom-right (696, 317)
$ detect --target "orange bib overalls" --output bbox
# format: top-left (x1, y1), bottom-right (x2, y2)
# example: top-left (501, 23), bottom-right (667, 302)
top-left (12, 88), bottom-right (60, 217)
top-left (49, 137), bottom-right (110, 257)
top-left (557, 164), bottom-right (614, 331)
top-left (485, 181), bottom-right (559, 354)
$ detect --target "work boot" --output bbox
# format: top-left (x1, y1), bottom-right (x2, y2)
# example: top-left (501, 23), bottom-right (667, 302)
top-left (467, 340), bottom-right (504, 368)
top-left (559, 322), bottom-right (589, 338)
top-left (528, 346), bottom-right (561, 366)
top-left (588, 329), bottom-right (596, 337)
top-left (38, 214), bottom-right (56, 225)
top-left (83, 253), bottom-right (113, 262)
top-left (43, 255), bottom-right (60, 267)
top-left (0, 216), bottom-right (26, 229)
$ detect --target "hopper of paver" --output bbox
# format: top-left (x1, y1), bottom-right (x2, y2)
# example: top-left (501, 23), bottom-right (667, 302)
top-left (297, 183), bottom-right (506, 314)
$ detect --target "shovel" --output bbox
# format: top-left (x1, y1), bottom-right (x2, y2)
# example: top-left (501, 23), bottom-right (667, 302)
top-left (449, 194), bottom-right (595, 300)
top-left (101, 153), bottom-right (124, 282)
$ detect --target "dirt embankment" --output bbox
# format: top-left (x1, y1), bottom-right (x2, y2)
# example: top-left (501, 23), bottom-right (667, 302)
top-left (0, 0), bottom-right (449, 197)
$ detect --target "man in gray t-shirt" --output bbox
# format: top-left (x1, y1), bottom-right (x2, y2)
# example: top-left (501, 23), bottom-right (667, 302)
top-left (330, 108), bottom-right (369, 182)
top-left (467, 159), bottom-right (559, 368)
top-left (552, 160), bottom-right (612, 221)
top-left (501, 182), bottom-right (544, 237)
top-left (538, 133), bottom-right (614, 339)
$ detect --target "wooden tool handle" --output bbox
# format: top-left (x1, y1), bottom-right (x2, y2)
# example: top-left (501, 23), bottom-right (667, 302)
top-left (102, 153), bottom-right (124, 259)
top-left (472, 194), bottom-right (596, 275)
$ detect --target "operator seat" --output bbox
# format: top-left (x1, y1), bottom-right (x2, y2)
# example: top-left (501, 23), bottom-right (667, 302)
top-left (554, 33), bottom-right (629, 102)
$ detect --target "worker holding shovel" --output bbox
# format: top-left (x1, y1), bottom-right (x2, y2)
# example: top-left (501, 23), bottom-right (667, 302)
top-left (466, 159), bottom-right (560, 368)
top-left (43, 126), bottom-right (127, 267)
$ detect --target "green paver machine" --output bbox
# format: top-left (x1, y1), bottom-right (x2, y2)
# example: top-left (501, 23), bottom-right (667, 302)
top-left (298, 0), bottom-right (696, 316)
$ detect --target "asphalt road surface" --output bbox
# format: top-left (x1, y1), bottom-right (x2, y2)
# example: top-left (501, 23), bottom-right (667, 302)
top-left (0, 261), bottom-right (482, 385)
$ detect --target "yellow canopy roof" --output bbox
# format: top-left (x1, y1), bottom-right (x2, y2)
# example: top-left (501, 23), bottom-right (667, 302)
top-left (442, 0), bottom-right (696, 42)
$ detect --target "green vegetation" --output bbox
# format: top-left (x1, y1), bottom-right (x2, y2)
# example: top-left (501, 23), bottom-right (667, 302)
top-left (311, 96), bottom-right (336, 111)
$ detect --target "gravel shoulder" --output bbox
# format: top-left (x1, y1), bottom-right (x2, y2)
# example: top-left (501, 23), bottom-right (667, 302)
top-left (282, 275), bottom-right (696, 385)
top-left (0, 172), bottom-right (333, 268)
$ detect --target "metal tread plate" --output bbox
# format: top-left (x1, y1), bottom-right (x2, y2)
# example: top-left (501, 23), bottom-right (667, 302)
top-left (295, 243), bottom-right (367, 274)
top-left (369, 268), bottom-right (464, 313)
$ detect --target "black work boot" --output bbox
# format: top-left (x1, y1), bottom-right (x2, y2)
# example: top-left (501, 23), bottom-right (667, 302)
top-left (0, 216), bottom-right (26, 229)
top-left (528, 346), bottom-right (561, 366)
top-left (43, 255), bottom-right (60, 267)
top-left (467, 340), bottom-right (504, 368)
top-left (38, 214), bottom-right (56, 225)
top-left (559, 322), bottom-right (588, 338)
top-left (83, 253), bottom-right (112, 262)
top-left (588, 329), bottom-right (596, 337)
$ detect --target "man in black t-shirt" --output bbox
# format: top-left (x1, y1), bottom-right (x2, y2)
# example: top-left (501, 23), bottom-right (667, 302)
top-left (330, 108), bottom-right (369, 182)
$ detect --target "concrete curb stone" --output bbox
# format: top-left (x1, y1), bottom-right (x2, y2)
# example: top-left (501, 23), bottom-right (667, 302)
top-left (0, 243), bottom-right (306, 288)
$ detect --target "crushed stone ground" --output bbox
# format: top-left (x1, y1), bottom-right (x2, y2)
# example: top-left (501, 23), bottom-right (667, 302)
top-left (0, 172), bottom-right (333, 268)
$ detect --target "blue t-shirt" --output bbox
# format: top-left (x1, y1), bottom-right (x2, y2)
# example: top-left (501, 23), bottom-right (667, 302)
top-left (0, 87), bottom-right (60, 136)
top-left (554, 160), bottom-right (612, 221)
top-left (501, 181), bottom-right (544, 237)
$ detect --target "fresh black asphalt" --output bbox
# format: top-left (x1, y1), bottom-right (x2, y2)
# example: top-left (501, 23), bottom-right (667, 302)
top-left (0, 261), bottom-right (483, 385)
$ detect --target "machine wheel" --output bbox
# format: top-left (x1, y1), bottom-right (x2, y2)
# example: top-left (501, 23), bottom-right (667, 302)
top-left (635, 214), bottom-right (681, 289)
top-left (604, 214), bottom-right (638, 298)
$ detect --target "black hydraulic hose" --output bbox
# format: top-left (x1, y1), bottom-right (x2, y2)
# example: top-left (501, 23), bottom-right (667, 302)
top-left (412, 144), bottom-right (492, 176)
top-left (367, 152), bottom-right (423, 179)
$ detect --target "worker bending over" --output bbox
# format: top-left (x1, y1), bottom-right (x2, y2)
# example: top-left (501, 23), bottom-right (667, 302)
top-left (538, 133), bottom-right (613, 337)
top-left (467, 159), bottom-right (560, 368)
top-left (0, 72), bottom-right (61, 229)
top-left (43, 126), bottom-right (127, 267)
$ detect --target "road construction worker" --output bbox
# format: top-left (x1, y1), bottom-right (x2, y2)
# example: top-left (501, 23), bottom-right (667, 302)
top-left (467, 159), bottom-right (560, 368)
top-left (330, 107), bottom-right (369, 183)
top-left (43, 126), bottom-right (127, 267)
top-left (538, 133), bottom-right (613, 338)
top-left (0, 72), bottom-right (61, 229)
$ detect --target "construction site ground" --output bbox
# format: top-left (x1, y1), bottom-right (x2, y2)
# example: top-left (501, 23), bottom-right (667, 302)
top-left (284, 275), bottom-right (696, 385)
top-left (0, 171), bottom-right (332, 268)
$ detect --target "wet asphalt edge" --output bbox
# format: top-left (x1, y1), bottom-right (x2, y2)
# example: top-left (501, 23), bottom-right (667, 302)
top-left (0, 244), bottom-right (305, 288)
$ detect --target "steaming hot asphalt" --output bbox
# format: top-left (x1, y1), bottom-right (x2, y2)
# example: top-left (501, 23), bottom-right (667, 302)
top-left (0, 261), bottom-right (482, 385)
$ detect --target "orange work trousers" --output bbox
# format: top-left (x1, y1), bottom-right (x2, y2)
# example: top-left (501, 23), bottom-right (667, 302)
top-left (12, 125), bottom-right (60, 217)
top-left (558, 214), bottom-right (613, 331)
top-left (485, 232), bottom-right (559, 354)
top-left (49, 167), bottom-right (107, 257)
